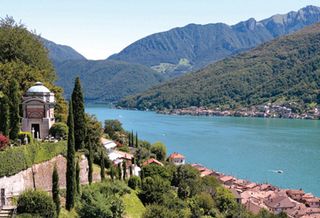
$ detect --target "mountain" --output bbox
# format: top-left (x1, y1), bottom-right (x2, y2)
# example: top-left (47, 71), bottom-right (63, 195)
top-left (41, 38), bottom-right (86, 62)
top-left (109, 5), bottom-right (320, 77)
top-left (54, 60), bottom-right (165, 102)
top-left (118, 23), bottom-right (320, 111)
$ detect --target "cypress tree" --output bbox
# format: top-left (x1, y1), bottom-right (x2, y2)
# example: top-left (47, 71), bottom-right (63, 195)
top-left (135, 132), bottom-right (138, 147)
top-left (52, 164), bottom-right (60, 216)
top-left (100, 150), bottom-right (105, 181)
top-left (129, 165), bottom-right (133, 177)
top-left (66, 100), bottom-right (76, 211)
top-left (72, 77), bottom-right (86, 151)
top-left (128, 133), bottom-right (131, 147)
top-left (110, 165), bottom-right (115, 181)
top-left (8, 79), bottom-right (20, 140)
top-left (0, 95), bottom-right (10, 136)
top-left (122, 161), bottom-right (127, 180)
top-left (76, 159), bottom-right (81, 195)
top-left (117, 163), bottom-right (122, 180)
top-left (131, 130), bottom-right (134, 148)
top-left (88, 140), bottom-right (93, 185)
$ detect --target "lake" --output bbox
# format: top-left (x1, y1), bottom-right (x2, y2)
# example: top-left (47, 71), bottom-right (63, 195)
top-left (86, 105), bottom-right (320, 196)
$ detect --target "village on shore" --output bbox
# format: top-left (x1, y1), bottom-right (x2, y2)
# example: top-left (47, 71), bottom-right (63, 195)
top-left (101, 136), bottom-right (320, 218)
top-left (158, 104), bottom-right (320, 120)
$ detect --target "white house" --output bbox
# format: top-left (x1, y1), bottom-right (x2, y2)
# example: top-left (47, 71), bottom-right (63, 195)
top-left (168, 152), bottom-right (186, 166)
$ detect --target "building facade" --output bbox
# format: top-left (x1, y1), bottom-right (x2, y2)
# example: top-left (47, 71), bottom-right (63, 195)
top-left (21, 82), bottom-right (55, 139)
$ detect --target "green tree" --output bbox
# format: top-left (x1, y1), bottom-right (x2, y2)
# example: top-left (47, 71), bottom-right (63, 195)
top-left (104, 119), bottom-right (124, 139)
top-left (117, 163), bottom-right (122, 180)
top-left (178, 182), bottom-right (190, 200)
top-left (17, 190), bottom-right (56, 218)
top-left (135, 132), bottom-right (138, 147)
top-left (88, 140), bottom-right (93, 185)
top-left (52, 164), bottom-right (60, 217)
top-left (122, 161), bottom-right (127, 180)
top-left (0, 95), bottom-right (10, 136)
top-left (76, 158), bottom-right (81, 195)
top-left (66, 100), bottom-right (76, 211)
top-left (100, 150), bottom-right (105, 181)
top-left (150, 142), bottom-right (167, 161)
top-left (8, 79), bottom-right (20, 140)
top-left (143, 204), bottom-right (179, 218)
top-left (139, 176), bottom-right (170, 204)
top-left (110, 165), bottom-right (115, 181)
top-left (49, 122), bottom-right (68, 138)
top-left (72, 77), bottom-right (86, 150)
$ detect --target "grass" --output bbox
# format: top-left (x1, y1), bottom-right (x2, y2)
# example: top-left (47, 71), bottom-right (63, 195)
top-left (123, 189), bottom-right (145, 218)
top-left (59, 208), bottom-right (78, 218)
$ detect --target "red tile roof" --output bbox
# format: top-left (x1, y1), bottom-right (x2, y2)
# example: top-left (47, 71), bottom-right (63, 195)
top-left (169, 152), bottom-right (185, 159)
top-left (142, 158), bottom-right (164, 166)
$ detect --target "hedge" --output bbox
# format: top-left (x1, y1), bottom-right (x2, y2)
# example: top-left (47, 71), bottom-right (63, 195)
top-left (0, 141), bottom-right (67, 177)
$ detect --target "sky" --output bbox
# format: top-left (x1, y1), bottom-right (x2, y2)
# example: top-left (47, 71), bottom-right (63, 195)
top-left (1, 0), bottom-right (319, 60)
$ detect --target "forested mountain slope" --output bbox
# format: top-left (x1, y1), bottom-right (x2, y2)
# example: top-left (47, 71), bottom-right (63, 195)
top-left (55, 60), bottom-right (165, 102)
top-left (118, 23), bottom-right (320, 111)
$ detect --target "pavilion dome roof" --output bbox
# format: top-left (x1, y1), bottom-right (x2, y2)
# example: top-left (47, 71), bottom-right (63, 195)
top-left (27, 82), bottom-right (51, 93)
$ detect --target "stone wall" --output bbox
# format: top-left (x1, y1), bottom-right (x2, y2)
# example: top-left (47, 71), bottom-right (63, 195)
top-left (0, 154), bottom-right (95, 206)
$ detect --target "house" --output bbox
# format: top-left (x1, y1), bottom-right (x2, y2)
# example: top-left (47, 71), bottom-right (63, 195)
top-left (230, 188), bottom-right (242, 204)
top-left (218, 175), bottom-right (235, 186)
top-left (168, 152), bottom-right (185, 165)
top-left (304, 198), bottom-right (320, 208)
top-left (142, 158), bottom-right (164, 167)
top-left (264, 195), bottom-right (296, 214)
top-left (101, 138), bottom-right (117, 153)
top-left (287, 189), bottom-right (305, 202)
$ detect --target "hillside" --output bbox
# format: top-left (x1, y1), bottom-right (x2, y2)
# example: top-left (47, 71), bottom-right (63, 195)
top-left (118, 23), bottom-right (320, 111)
top-left (41, 38), bottom-right (86, 62)
top-left (109, 5), bottom-right (320, 77)
top-left (54, 60), bottom-right (165, 102)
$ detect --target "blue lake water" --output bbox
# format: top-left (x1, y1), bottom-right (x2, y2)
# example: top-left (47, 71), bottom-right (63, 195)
top-left (86, 105), bottom-right (320, 196)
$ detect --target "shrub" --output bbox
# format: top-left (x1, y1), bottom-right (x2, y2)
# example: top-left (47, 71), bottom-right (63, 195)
top-left (49, 122), bottom-right (68, 138)
top-left (0, 134), bottom-right (9, 150)
top-left (78, 181), bottom-right (127, 218)
top-left (128, 176), bottom-right (141, 190)
top-left (0, 141), bottom-right (67, 177)
top-left (18, 132), bottom-right (32, 144)
top-left (150, 142), bottom-right (167, 161)
top-left (143, 204), bottom-right (179, 218)
top-left (17, 190), bottom-right (56, 218)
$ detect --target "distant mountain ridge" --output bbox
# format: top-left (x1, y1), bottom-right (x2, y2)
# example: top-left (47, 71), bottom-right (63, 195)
top-left (54, 59), bottom-right (165, 102)
top-left (109, 5), bottom-right (320, 76)
top-left (41, 38), bottom-right (86, 62)
top-left (118, 22), bottom-right (320, 111)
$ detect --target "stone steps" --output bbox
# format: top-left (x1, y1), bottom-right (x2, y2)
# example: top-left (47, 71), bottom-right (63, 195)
top-left (0, 206), bottom-right (16, 218)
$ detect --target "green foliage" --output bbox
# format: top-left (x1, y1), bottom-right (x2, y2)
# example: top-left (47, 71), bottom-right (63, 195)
top-left (142, 164), bottom-right (172, 181)
top-left (52, 165), bottom-right (60, 216)
top-left (128, 176), bottom-right (141, 190)
top-left (77, 181), bottom-right (129, 218)
top-left (139, 176), bottom-right (171, 204)
top-left (72, 77), bottom-right (86, 150)
top-left (119, 23), bottom-right (320, 112)
top-left (122, 190), bottom-right (146, 218)
top-left (0, 95), bottom-right (9, 136)
top-left (49, 122), bottom-right (68, 139)
top-left (215, 186), bottom-right (238, 216)
top-left (150, 141), bottom-right (167, 161)
top-left (0, 141), bottom-right (66, 177)
top-left (85, 114), bottom-right (103, 162)
top-left (104, 119), bottom-right (124, 139)
top-left (100, 150), bottom-right (105, 181)
top-left (17, 190), bottom-right (56, 218)
top-left (8, 79), bottom-right (20, 140)
top-left (142, 204), bottom-right (179, 218)
top-left (0, 16), bottom-right (67, 123)
top-left (66, 100), bottom-right (76, 211)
